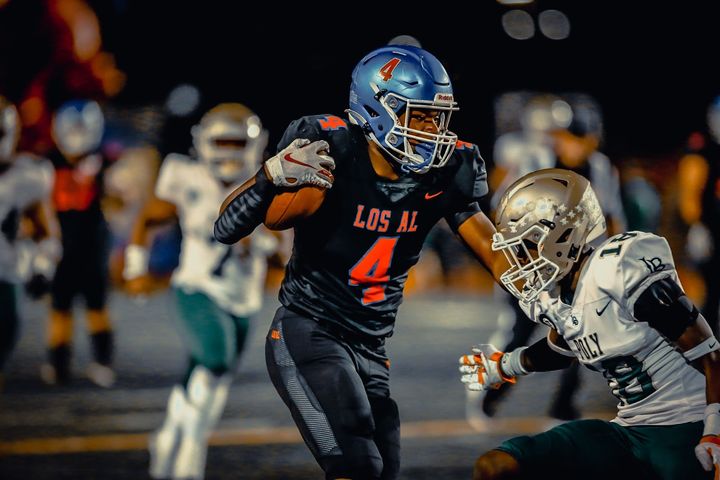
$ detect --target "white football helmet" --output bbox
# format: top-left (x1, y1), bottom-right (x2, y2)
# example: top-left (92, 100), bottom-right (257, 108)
top-left (51, 99), bottom-right (105, 158)
top-left (191, 103), bottom-right (267, 184)
top-left (492, 168), bottom-right (606, 303)
top-left (0, 96), bottom-right (20, 164)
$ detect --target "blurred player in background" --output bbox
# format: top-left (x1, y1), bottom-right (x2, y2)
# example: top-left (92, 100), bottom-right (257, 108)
top-left (215, 43), bottom-right (504, 480)
top-left (678, 95), bottom-right (720, 334)
top-left (459, 168), bottom-right (720, 480)
top-left (0, 95), bottom-right (59, 390)
top-left (0, 0), bottom-right (125, 156)
top-left (471, 95), bottom-right (627, 424)
top-left (123, 103), bottom-right (279, 480)
top-left (42, 98), bottom-right (115, 387)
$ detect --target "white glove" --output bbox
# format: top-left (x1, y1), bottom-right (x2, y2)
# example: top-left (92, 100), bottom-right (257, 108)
top-left (123, 244), bottom-right (149, 281)
top-left (696, 403), bottom-right (720, 474)
top-left (264, 138), bottom-right (335, 189)
top-left (458, 344), bottom-right (525, 391)
top-left (32, 237), bottom-right (61, 279)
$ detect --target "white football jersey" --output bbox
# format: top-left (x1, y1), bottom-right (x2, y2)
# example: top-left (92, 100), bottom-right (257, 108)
top-left (0, 154), bottom-right (54, 283)
top-left (155, 154), bottom-right (276, 316)
top-left (491, 133), bottom-right (626, 232)
top-left (491, 131), bottom-right (556, 209)
top-left (522, 231), bottom-right (708, 426)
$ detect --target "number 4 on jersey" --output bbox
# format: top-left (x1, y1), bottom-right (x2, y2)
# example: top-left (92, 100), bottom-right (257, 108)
top-left (349, 237), bottom-right (399, 305)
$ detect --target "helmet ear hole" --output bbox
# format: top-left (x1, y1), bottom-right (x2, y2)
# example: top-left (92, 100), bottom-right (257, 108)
top-left (364, 106), bottom-right (380, 118)
top-left (557, 228), bottom-right (573, 244)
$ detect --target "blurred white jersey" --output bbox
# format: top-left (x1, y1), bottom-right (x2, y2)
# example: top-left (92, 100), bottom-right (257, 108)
top-left (492, 133), bottom-right (626, 232)
top-left (521, 231), bottom-right (706, 426)
top-left (491, 131), bottom-right (555, 209)
top-left (0, 154), bottom-right (54, 283)
top-left (156, 154), bottom-right (277, 317)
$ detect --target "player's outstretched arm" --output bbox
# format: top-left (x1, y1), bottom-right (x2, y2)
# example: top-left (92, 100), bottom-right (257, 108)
top-left (215, 139), bottom-right (334, 244)
top-left (453, 210), bottom-right (510, 283)
top-left (458, 332), bottom-right (574, 392)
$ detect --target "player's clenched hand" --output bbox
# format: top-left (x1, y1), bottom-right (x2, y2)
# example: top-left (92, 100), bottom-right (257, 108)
top-left (264, 138), bottom-right (335, 189)
top-left (458, 344), bottom-right (517, 391)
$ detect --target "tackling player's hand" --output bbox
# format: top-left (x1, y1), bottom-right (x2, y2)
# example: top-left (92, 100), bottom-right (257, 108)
top-left (697, 403), bottom-right (720, 478)
top-left (264, 138), bottom-right (335, 189)
top-left (694, 435), bottom-right (720, 477)
top-left (458, 344), bottom-right (517, 391)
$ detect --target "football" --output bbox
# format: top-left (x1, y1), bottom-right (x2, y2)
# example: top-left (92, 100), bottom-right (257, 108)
top-left (264, 186), bottom-right (327, 230)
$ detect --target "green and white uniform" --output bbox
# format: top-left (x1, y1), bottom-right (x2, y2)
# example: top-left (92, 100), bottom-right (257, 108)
top-left (501, 231), bottom-right (715, 479)
top-left (156, 153), bottom-right (276, 320)
top-left (148, 154), bottom-right (277, 480)
top-left (0, 154), bottom-right (53, 370)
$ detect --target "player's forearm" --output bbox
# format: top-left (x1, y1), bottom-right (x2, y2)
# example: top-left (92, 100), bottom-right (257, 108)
top-left (455, 211), bottom-right (508, 281)
top-left (521, 337), bottom-right (576, 373)
top-left (214, 168), bottom-right (277, 244)
top-left (703, 351), bottom-right (720, 405)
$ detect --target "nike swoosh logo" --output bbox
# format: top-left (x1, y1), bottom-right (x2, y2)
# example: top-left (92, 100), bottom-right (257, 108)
top-left (710, 342), bottom-right (717, 349)
top-left (424, 191), bottom-right (443, 200)
top-left (595, 299), bottom-right (612, 316)
top-left (284, 153), bottom-right (315, 169)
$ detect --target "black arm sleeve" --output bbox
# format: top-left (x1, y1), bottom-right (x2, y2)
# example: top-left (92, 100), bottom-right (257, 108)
top-left (445, 201), bottom-right (482, 232)
top-left (214, 168), bottom-right (277, 245)
top-left (633, 276), bottom-right (699, 340)
top-left (523, 337), bottom-right (576, 372)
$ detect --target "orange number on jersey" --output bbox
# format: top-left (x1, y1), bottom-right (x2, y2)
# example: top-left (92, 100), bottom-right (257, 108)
top-left (379, 58), bottom-right (401, 82)
top-left (348, 237), bottom-right (399, 305)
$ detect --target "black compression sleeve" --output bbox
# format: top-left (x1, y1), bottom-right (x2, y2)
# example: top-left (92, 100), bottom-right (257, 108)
top-left (633, 276), bottom-right (699, 340)
top-left (524, 337), bottom-right (576, 372)
top-left (214, 168), bottom-right (277, 244)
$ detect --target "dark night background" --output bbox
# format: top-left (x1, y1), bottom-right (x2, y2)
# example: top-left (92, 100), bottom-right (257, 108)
top-left (5, 1), bottom-right (720, 159)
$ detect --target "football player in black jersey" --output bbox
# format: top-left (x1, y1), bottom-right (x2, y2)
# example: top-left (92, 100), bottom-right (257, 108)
top-left (215, 44), bottom-right (503, 480)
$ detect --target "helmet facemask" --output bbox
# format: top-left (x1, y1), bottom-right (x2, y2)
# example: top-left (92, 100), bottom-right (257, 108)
top-left (492, 169), bottom-right (606, 303)
top-left (375, 88), bottom-right (458, 174)
top-left (347, 45), bottom-right (459, 175)
top-left (192, 105), bottom-right (267, 184)
top-left (52, 100), bottom-right (105, 158)
top-left (493, 224), bottom-right (560, 302)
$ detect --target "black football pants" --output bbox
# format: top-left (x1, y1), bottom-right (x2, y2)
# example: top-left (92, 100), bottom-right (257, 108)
top-left (266, 307), bottom-right (400, 480)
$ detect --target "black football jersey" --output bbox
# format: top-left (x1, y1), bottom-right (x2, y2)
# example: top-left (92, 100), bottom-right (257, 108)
top-left (277, 114), bottom-right (487, 338)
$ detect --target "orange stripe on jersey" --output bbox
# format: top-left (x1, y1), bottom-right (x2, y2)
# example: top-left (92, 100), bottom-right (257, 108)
top-left (318, 116), bottom-right (347, 131)
top-left (455, 140), bottom-right (474, 150)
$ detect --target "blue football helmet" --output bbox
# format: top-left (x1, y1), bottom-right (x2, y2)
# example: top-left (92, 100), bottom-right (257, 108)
top-left (52, 99), bottom-right (105, 158)
top-left (347, 45), bottom-right (458, 174)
